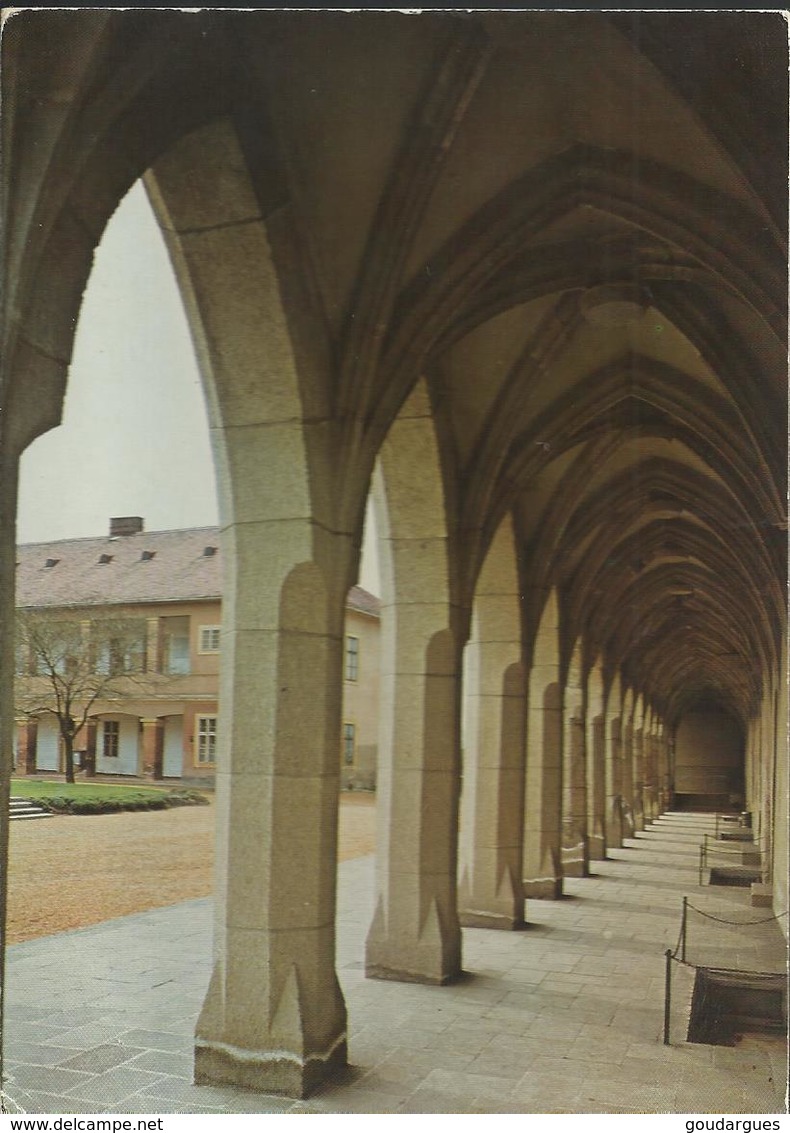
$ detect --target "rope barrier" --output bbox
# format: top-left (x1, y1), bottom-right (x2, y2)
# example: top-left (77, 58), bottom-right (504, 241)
top-left (672, 919), bottom-right (685, 958)
top-left (684, 903), bottom-right (788, 926)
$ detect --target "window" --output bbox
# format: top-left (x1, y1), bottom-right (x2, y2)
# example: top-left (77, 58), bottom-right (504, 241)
top-left (345, 635), bottom-right (359, 681)
top-left (342, 722), bottom-right (356, 766)
top-left (103, 720), bottom-right (119, 759)
top-left (163, 616), bottom-right (190, 675)
top-left (199, 625), bottom-right (221, 653)
top-left (196, 715), bottom-right (217, 764)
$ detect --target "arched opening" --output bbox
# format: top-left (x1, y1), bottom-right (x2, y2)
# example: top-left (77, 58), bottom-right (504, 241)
top-left (674, 705), bottom-right (745, 812)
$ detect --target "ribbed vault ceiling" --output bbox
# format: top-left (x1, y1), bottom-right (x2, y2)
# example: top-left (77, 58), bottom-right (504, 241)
top-left (3, 9), bottom-right (786, 731)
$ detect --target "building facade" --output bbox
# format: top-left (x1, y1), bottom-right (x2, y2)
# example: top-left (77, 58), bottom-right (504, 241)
top-left (14, 518), bottom-right (379, 787)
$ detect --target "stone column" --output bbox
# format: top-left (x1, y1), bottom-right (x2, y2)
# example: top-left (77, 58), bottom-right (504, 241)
top-left (640, 710), bottom-right (653, 822)
top-left (195, 527), bottom-right (350, 1097)
top-left (562, 641), bottom-right (588, 877)
top-left (365, 385), bottom-right (464, 984)
top-left (156, 118), bottom-right (353, 1095)
top-left (523, 589), bottom-right (563, 899)
top-left (655, 721), bottom-right (668, 813)
top-left (631, 697), bottom-right (645, 832)
top-left (458, 642), bottom-right (525, 929)
top-left (458, 518), bottom-right (526, 930)
top-left (620, 690), bottom-right (636, 837)
top-left (365, 600), bottom-right (464, 982)
top-left (645, 716), bottom-right (659, 821)
top-left (140, 718), bottom-right (164, 779)
top-left (586, 658), bottom-right (606, 862)
top-left (605, 672), bottom-right (623, 850)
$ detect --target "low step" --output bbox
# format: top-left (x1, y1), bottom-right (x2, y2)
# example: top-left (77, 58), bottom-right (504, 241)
top-left (9, 797), bottom-right (52, 820)
top-left (751, 883), bottom-right (773, 908)
top-left (709, 865), bottom-right (763, 888)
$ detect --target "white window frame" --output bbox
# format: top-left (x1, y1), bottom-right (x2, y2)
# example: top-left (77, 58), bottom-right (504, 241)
top-left (163, 617), bottom-right (191, 675)
top-left (345, 635), bottom-right (359, 682)
top-left (198, 625), bottom-right (221, 654)
top-left (342, 721), bottom-right (356, 766)
top-left (196, 714), bottom-right (218, 765)
top-left (103, 720), bottom-right (120, 759)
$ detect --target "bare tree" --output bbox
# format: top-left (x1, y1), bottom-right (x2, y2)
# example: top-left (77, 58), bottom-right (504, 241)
top-left (15, 611), bottom-right (147, 783)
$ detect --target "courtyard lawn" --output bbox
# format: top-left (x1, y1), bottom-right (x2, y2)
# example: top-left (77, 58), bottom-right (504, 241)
top-left (10, 778), bottom-right (208, 814)
top-left (6, 791), bottom-right (375, 942)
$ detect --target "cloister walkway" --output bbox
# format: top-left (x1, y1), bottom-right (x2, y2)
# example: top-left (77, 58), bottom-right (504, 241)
top-left (2, 814), bottom-right (786, 1115)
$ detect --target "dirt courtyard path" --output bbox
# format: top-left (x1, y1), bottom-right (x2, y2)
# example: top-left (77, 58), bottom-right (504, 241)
top-left (6, 791), bottom-right (376, 944)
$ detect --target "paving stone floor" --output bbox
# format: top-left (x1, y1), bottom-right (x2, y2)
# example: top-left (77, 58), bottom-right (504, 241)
top-left (1, 813), bottom-right (787, 1115)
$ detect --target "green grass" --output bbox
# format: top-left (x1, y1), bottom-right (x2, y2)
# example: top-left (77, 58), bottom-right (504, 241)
top-left (10, 779), bottom-right (210, 815)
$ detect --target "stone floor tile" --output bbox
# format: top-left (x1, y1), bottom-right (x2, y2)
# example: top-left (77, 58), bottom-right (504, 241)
top-left (58, 1044), bottom-right (146, 1074)
top-left (398, 1088), bottom-right (468, 1113)
top-left (421, 1067), bottom-right (518, 1101)
top-left (117, 1029), bottom-right (193, 1054)
top-left (6, 1064), bottom-right (100, 1095)
top-left (3, 1090), bottom-right (111, 1115)
top-left (4, 1042), bottom-right (83, 1068)
top-left (62, 1067), bottom-right (169, 1108)
top-left (126, 1050), bottom-right (193, 1079)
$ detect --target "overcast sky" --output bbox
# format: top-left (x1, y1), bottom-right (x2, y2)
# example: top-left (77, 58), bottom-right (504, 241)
top-left (17, 181), bottom-right (379, 593)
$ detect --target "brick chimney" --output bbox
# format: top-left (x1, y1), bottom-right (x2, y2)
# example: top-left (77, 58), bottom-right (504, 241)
top-left (110, 516), bottom-right (144, 537)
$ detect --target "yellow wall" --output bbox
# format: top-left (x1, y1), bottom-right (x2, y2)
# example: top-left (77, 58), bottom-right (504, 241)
top-left (341, 607), bottom-right (380, 789)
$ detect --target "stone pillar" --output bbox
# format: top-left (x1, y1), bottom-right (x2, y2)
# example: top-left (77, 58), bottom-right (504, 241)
top-left (631, 697), bottom-right (645, 832)
top-left (140, 718), bottom-right (164, 779)
top-left (16, 718), bottom-right (38, 775)
top-left (640, 710), bottom-right (653, 822)
top-left (605, 673), bottom-right (623, 850)
top-left (458, 644), bottom-right (526, 929)
top-left (458, 518), bottom-right (526, 930)
top-left (195, 529), bottom-right (350, 1097)
top-left (365, 606), bottom-right (464, 982)
top-left (655, 722), bottom-right (667, 813)
top-left (645, 717), bottom-right (659, 821)
top-left (663, 728), bottom-right (675, 810)
top-left (562, 641), bottom-right (588, 877)
top-left (146, 118), bottom-right (354, 1097)
top-left (365, 385), bottom-right (464, 984)
top-left (523, 589), bottom-right (563, 899)
top-left (586, 658), bottom-right (606, 862)
top-left (620, 690), bottom-right (636, 837)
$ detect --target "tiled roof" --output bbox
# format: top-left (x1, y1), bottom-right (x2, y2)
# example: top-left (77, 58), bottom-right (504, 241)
top-left (346, 585), bottom-right (380, 617)
top-left (16, 527), bottom-right (381, 617)
top-left (16, 527), bottom-right (223, 609)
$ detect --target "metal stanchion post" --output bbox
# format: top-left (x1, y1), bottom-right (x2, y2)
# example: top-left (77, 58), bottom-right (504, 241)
top-left (681, 895), bottom-right (688, 962)
top-left (663, 949), bottom-right (672, 1045)
top-left (698, 844), bottom-right (704, 887)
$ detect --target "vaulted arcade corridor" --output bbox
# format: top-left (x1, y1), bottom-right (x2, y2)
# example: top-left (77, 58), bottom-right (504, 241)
top-left (1, 9), bottom-right (786, 1107)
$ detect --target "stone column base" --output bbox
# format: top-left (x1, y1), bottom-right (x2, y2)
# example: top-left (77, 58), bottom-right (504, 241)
top-left (523, 876), bottom-right (563, 899)
top-left (588, 834), bottom-right (606, 860)
top-left (459, 909), bottom-right (525, 930)
top-left (365, 895), bottom-right (462, 985)
top-left (365, 961), bottom-right (460, 985)
top-left (194, 1035), bottom-right (347, 1099)
top-left (561, 857), bottom-right (589, 878)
